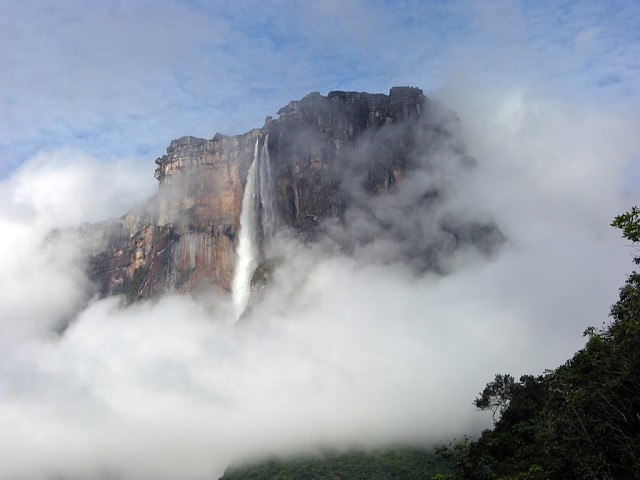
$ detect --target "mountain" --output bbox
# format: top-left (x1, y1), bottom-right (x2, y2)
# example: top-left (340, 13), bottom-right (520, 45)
top-left (88, 87), bottom-right (503, 303)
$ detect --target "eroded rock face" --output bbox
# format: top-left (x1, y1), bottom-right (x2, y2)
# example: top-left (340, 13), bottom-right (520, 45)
top-left (90, 131), bottom-right (258, 299)
top-left (264, 87), bottom-right (427, 230)
top-left (88, 87), bottom-right (503, 300)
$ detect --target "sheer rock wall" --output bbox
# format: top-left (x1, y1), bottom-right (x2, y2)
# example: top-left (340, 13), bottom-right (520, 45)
top-left (88, 87), bottom-right (500, 300)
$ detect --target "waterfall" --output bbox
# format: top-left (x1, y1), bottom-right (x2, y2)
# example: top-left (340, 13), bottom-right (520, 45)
top-left (259, 135), bottom-right (278, 243)
top-left (232, 136), bottom-right (277, 317)
top-left (232, 139), bottom-right (261, 316)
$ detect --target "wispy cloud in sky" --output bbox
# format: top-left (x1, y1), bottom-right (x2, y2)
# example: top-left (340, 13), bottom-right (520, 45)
top-left (2, 0), bottom-right (637, 175)
top-left (0, 93), bottom-right (637, 478)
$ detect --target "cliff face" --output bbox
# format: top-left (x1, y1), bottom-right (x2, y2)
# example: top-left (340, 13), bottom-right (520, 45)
top-left (90, 131), bottom-right (257, 299)
top-left (263, 87), bottom-right (423, 230)
top-left (89, 87), bottom-right (501, 300)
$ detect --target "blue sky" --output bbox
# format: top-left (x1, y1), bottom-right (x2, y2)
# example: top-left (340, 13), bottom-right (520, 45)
top-left (1, 0), bottom-right (638, 176)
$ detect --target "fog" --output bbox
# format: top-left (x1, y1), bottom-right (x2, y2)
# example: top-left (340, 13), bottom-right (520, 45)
top-left (0, 88), bottom-right (638, 480)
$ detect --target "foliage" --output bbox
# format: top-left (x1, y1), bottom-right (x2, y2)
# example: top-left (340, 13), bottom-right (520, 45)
top-left (125, 266), bottom-right (147, 303)
top-left (473, 374), bottom-right (516, 423)
top-left (434, 437), bottom-right (472, 477)
top-left (250, 257), bottom-right (284, 290)
top-left (612, 206), bottom-right (640, 245)
top-left (448, 207), bottom-right (640, 479)
top-left (219, 447), bottom-right (453, 480)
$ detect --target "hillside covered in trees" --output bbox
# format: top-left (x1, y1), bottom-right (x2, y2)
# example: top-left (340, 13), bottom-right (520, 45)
top-left (220, 447), bottom-right (453, 480)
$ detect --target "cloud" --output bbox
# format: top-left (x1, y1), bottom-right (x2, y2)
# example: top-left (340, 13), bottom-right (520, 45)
top-left (1, 1), bottom-right (639, 479)
top-left (0, 149), bottom-right (154, 342)
top-left (0, 247), bottom-right (522, 480)
top-left (310, 102), bottom-right (503, 273)
top-left (437, 82), bottom-right (640, 352)
top-left (0, 81), bottom-right (638, 480)
top-left (2, 0), bottom-right (638, 177)
top-left (0, 0), bottom-right (285, 172)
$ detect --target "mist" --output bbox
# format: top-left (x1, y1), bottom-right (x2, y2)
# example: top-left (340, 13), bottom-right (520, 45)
top-left (0, 85), bottom-right (638, 480)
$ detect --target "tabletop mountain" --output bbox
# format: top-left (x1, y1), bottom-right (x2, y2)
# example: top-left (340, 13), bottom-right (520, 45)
top-left (88, 87), bottom-right (503, 302)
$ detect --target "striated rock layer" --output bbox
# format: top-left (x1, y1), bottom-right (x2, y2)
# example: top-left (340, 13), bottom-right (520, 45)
top-left (88, 87), bottom-right (502, 301)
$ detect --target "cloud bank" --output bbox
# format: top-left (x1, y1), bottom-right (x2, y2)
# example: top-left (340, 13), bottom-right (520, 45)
top-left (1, 1), bottom-right (639, 479)
top-left (1, 84), bottom-right (638, 480)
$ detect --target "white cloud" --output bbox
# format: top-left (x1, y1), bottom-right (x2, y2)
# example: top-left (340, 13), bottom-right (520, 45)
top-left (0, 82), bottom-right (638, 479)
top-left (0, 149), bottom-right (154, 342)
top-left (2, 0), bottom-right (638, 175)
top-left (438, 82), bottom-right (639, 351)
top-left (0, 1), bottom-right (639, 478)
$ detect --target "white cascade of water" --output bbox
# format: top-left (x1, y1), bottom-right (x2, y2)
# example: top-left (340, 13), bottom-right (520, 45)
top-left (258, 134), bottom-right (278, 244)
top-left (232, 138), bottom-right (261, 316)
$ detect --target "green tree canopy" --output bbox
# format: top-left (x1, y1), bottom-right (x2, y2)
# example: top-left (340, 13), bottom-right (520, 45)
top-left (451, 207), bottom-right (640, 480)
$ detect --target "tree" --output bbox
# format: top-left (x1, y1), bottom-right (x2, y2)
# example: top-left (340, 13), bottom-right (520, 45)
top-left (474, 374), bottom-right (516, 423)
top-left (611, 206), bottom-right (640, 244)
top-left (453, 207), bottom-right (640, 480)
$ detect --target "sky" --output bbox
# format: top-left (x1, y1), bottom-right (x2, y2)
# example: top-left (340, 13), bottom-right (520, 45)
top-left (1, 1), bottom-right (640, 479)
